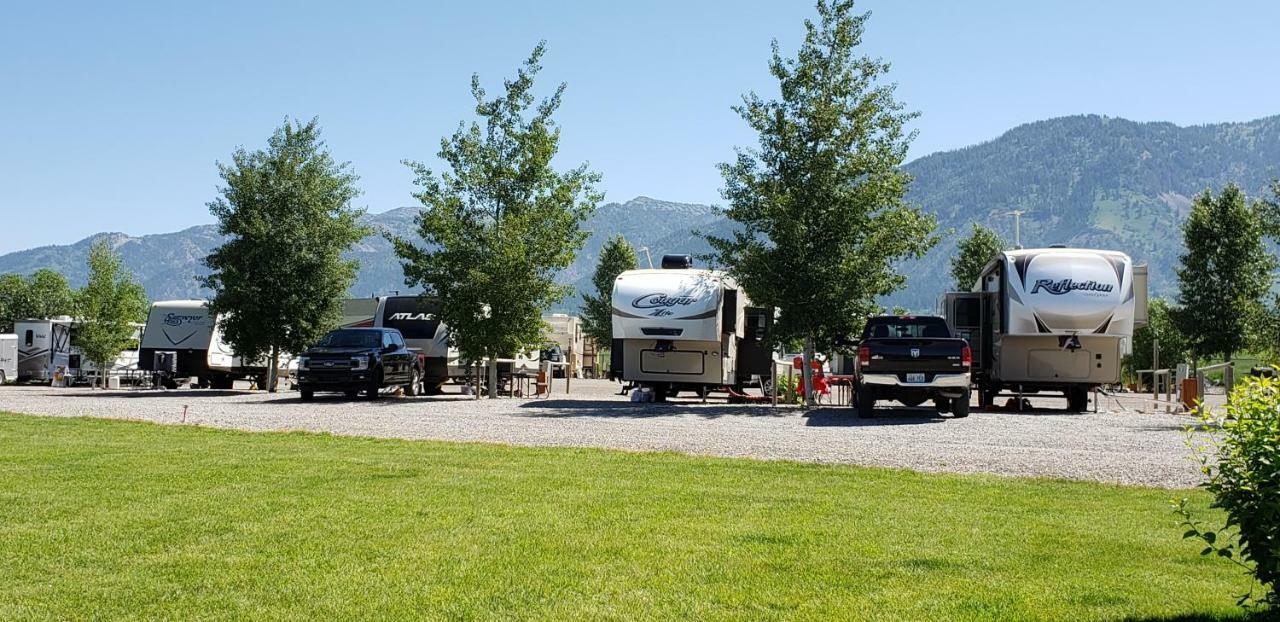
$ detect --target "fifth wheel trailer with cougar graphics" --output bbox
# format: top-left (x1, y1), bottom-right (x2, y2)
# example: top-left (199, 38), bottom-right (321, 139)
top-left (942, 247), bottom-right (1147, 411)
top-left (610, 254), bottom-right (773, 401)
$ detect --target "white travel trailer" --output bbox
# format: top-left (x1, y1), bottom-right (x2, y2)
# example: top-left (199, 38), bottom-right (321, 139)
top-left (0, 334), bottom-right (17, 384)
top-left (610, 254), bottom-right (773, 401)
top-left (943, 246), bottom-right (1147, 411)
top-left (14, 318), bottom-right (72, 384)
top-left (138, 300), bottom-right (278, 389)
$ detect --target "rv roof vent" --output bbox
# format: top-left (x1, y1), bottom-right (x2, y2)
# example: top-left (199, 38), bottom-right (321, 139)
top-left (1049, 243), bottom-right (1068, 248)
top-left (661, 254), bottom-right (693, 269)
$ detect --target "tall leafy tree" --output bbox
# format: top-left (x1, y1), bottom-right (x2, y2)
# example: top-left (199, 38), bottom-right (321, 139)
top-left (202, 118), bottom-right (369, 392)
top-left (950, 223), bottom-right (1006, 291)
top-left (1128, 298), bottom-right (1190, 375)
top-left (392, 43), bottom-right (602, 397)
top-left (0, 269), bottom-right (76, 332)
top-left (581, 235), bottom-right (638, 349)
top-left (1173, 184), bottom-right (1276, 364)
top-left (707, 0), bottom-right (937, 405)
top-left (75, 239), bottom-right (148, 387)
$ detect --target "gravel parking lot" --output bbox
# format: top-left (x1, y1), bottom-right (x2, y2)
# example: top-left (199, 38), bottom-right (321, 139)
top-left (0, 379), bottom-right (1208, 488)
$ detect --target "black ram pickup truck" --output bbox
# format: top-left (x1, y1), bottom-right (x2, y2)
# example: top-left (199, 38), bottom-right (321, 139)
top-left (296, 328), bottom-right (423, 401)
top-left (854, 315), bottom-right (972, 418)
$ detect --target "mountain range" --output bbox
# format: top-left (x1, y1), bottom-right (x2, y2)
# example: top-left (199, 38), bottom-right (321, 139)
top-left (3, 114), bottom-right (1279, 311)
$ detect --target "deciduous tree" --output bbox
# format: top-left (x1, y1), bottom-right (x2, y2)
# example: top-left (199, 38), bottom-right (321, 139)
top-left (580, 235), bottom-right (637, 351)
top-left (391, 44), bottom-right (602, 397)
top-left (75, 239), bottom-right (148, 387)
top-left (706, 0), bottom-right (937, 406)
top-left (950, 223), bottom-right (1006, 291)
top-left (202, 118), bottom-right (368, 392)
top-left (1173, 184), bottom-right (1276, 365)
top-left (0, 269), bottom-right (76, 332)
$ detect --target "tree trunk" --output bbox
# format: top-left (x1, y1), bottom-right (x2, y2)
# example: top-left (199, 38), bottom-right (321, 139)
top-left (268, 344), bottom-right (279, 393)
top-left (802, 335), bottom-right (816, 409)
top-left (487, 351), bottom-right (498, 399)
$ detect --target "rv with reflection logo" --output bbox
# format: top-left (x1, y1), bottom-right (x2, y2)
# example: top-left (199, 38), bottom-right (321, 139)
top-left (943, 247), bottom-right (1147, 412)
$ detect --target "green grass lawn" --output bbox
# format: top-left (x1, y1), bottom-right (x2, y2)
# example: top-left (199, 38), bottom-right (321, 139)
top-left (0, 413), bottom-right (1255, 621)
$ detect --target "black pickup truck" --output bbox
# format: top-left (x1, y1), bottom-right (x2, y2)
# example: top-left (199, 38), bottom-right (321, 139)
top-left (296, 328), bottom-right (423, 401)
top-left (854, 315), bottom-right (972, 418)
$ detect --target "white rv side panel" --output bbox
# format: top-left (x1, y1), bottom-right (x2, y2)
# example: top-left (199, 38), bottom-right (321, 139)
top-left (0, 334), bottom-right (17, 382)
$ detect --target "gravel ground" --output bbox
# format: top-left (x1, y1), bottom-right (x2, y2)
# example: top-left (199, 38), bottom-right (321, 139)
top-left (0, 379), bottom-right (1209, 488)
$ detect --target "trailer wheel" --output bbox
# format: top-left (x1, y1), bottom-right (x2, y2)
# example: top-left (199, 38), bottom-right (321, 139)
top-left (978, 386), bottom-right (995, 408)
top-left (951, 391), bottom-right (971, 418)
top-left (0, 370), bottom-right (6, 385)
top-left (1067, 387), bottom-right (1088, 412)
top-left (856, 387), bottom-right (875, 418)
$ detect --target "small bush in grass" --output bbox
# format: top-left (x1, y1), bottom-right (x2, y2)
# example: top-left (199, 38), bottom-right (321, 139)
top-left (1178, 377), bottom-right (1280, 610)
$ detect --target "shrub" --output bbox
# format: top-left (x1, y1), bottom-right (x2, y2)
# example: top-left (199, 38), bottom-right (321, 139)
top-left (1178, 377), bottom-right (1280, 610)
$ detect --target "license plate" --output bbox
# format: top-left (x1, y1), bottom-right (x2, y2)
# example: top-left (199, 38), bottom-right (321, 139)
top-left (905, 373), bottom-right (926, 383)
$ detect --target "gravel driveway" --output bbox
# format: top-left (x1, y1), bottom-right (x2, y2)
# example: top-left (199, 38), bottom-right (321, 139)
top-left (0, 380), bottom-right (1205, 488)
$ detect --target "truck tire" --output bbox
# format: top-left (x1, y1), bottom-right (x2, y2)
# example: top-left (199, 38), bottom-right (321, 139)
top-left (952, 391), bottom-right (971, 418)
top-left (365, 368), bottom-right (382, 400)
top-left (404, 366), bottom-right (422, 397)
top-left (857, 386), bottom-right (875, 418)
top-left (300, 389), bottom-right (314, 402)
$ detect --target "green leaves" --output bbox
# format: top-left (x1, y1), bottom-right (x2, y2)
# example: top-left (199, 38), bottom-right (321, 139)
top-left (0, 269), bottom-right (76, 332)
top-left (950, 224), bottom-right (1005, 292)
top-left (1173, 184), bottom-right (1277, 363)
top-left (581, 235), bottom-right (637, 349)
top-left (707, 0), bottom-right (936, 352)
top-left (1181, 377), bottom-right (1280, 608)
top-left (202, 118), bottom-right (369, 378)
top-left (392, 44), bottom-right (602, 365)
top-left (74, 240), bottom-right (148, 384)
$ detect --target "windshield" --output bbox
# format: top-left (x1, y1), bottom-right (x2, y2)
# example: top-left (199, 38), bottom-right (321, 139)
top-left (862, 317), bottom-right (951, 339)
top-left (314, 330), bottom-right (380, 348)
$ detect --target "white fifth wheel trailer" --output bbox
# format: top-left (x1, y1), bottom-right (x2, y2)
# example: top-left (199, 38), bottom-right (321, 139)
top-left (372, 295), bottom-right (454, 393)
top-left (14, 318), bottom-right (72, 384)
top-left (610, 254), bottom-right (773, 401)
top-left (942, 246), bottom-right (1147, 411)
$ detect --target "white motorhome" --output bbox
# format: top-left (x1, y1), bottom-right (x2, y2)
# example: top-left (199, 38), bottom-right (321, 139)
top-left (943, 246), bottom-right (1148, 410)
top-left (138, 300), bottom-right (279, 389)
top-left (14, 318), bottom-right (72, 384)
top-left (0, 334), bottom-right (17, 384)
top-left (610, 254), bottom-right (773, 401)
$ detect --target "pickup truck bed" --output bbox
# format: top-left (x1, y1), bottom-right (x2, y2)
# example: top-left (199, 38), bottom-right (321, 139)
top-left (855, 316), bottom-right (972, 418)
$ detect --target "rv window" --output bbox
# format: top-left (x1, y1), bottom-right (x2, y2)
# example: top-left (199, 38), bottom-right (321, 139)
top-left (953, 298), bottom-right (981, 328)
top-left (24, 330), bottom-right (33, 347)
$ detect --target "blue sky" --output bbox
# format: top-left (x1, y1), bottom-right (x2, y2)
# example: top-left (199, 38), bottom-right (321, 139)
top-left (2, 0), bottom-right (1279, 253)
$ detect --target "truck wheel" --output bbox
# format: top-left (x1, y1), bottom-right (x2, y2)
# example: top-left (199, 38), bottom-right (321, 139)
top-left (404, 366), bottom-right (421, 397)
top-left (952, 391), bottom-right (971, 418)
top-left (857, 387), bottom-right (875, 418)
top-left (300, 389), bottom-right (314, 402)
top-left (365, 368), bottom-right (382, 400)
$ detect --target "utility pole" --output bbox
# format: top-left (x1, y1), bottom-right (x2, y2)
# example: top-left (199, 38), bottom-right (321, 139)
top-left (1004, 210), bottom-right (1026, 249)
top-left (638, 246), bottom-right (654, 269)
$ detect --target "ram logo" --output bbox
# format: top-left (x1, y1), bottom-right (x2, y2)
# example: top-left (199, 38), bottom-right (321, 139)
top-left (389, 312), bottom-right (436, 321)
